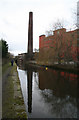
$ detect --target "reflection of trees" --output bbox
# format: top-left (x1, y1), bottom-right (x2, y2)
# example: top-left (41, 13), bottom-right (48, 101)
top-left (41, 90), bottom-right (77, 118)
top-left (39, 69), bottom-right (77, 98)
top-left (38, 69), bottom-right (78, 118)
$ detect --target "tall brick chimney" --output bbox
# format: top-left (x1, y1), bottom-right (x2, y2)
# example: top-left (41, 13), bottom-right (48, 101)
top-left (28, 12), bottom-right (33, 54)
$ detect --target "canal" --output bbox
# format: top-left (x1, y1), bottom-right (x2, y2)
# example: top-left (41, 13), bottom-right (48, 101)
top-left (17, 65), bottom-right (78, 118)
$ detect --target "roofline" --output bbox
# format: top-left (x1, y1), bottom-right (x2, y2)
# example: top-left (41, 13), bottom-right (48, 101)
top-left (53, 28), bottom-right (66, 32)
top-left (39, 34), bottom-right (45, 37)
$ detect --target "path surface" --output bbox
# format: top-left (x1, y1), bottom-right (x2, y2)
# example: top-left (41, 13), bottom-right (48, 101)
top-left (2, 64), bottom-right (27, 119)
top-left (2, 66), bottom-right (12, 91)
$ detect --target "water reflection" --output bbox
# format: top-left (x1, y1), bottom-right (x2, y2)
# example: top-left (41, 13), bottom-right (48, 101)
top-left (18, 65), bottom-right (78, 118)
top-left (39, 70), bottom-right (77, 98)
top-left (27, 70), bottom-right (32, 113)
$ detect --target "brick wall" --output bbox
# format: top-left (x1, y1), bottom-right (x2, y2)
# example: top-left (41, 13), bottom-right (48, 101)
top-left (39, 28), bottom-right (79, 61)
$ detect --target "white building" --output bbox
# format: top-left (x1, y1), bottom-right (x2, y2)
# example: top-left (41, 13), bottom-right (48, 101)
top-left (77, 1), bottom-right (79, 29)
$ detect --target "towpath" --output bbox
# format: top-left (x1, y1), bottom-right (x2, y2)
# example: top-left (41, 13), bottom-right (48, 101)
top-left (2, 63), bottom-right (27, 119)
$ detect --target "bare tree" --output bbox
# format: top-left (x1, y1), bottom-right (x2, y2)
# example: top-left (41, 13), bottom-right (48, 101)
top-left (37, 20), bottom-right (65, 65)
top-left (45, 30), bottom-right (53, 37)
top-left (37, 19), bottom-right (77, 65)
top-left (63, 35), bottom-right (73, 64)
top-left (53, 20), bottom-right (64, 30)
top-left (48, 20), bottom-right (65, 64)
top-left (49, 20), bottom-right (76, 64)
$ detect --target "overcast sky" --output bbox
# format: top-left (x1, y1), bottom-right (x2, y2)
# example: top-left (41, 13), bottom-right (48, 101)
top-left (0, 0), bottom-right (78, 56)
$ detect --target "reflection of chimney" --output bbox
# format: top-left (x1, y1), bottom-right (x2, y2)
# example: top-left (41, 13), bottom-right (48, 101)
top-left (28, 12), bottom-right (33, 54)
top-left (27, 71), bottom-right (32, 113)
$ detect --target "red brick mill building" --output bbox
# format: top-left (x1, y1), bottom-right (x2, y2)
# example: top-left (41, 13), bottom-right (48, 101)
top-left (39, 28), bottom-right (79, 63)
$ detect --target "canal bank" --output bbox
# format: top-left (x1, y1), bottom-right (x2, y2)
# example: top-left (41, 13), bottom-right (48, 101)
top-left (2, 62), bottom-right (27, 119)
top-left (24, 61), bottom-right (79, 74)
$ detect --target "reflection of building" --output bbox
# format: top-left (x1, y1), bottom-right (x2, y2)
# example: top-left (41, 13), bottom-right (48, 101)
top-left (39, 69), bottom-right (78, 98)
top-left (39, 28), bottom-right (79, 61)
top-left (18, 53), bottom-right (26, 65)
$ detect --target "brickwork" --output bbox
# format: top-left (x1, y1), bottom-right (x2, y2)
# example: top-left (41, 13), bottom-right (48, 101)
top-left (28, 12), bottom-right (33, 54)
top-left (39, 28), bottom-right (79, 61)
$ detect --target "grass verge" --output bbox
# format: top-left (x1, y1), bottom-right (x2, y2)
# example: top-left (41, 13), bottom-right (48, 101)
top-left (2, 62), bottom-right (11, 74)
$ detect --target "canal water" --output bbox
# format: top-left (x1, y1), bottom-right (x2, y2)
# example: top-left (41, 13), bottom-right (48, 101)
top-left (17, 65), bottom-right (78, 118)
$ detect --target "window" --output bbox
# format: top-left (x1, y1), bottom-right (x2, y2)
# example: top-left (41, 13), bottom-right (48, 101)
top-left (57, 31), bottom-right (60, 35)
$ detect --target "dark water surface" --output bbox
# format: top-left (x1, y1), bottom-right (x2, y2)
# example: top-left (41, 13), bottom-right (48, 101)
top-left (17, 65), bottom-right (78, 118)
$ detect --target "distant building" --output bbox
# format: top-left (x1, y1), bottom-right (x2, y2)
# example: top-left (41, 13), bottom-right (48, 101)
top-left (18, 53), bottom-right (26, 62)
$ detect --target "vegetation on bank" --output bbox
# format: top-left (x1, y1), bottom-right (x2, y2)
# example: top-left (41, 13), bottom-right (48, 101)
top-left (34, 50), bottom-right (78, 67)
top-left (0, 38), bottom-right (14, 66)
top-left (0, 39), bottom-right (8, 58)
